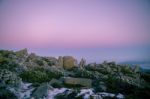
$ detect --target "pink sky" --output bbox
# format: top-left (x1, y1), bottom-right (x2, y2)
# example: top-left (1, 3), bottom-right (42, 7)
top-left (0, 0), bottom-right (150, 64)
top-left (0, 0), bottom-right (150, 49)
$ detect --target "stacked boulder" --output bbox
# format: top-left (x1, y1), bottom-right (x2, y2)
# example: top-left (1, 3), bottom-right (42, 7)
top-left (57, 56), bottom-right (77, 70)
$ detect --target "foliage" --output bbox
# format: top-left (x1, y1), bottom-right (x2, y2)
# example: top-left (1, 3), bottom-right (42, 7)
top-left (0, 69), bottom-right (21, 88)
top-left (42, 57), bottom-right (55, 66)
top-left (141, 72), bottom-right (150, 82)
top-left (20, 70), bottom-right (49, 83)
top-left (35, 59), bottom-right (44, 66)
top-left (0, 50), bottom-right (14, 58)
top-left (20, 67), bottom-right (64, 84)
top-left (0, 57), bottom-right (18, 72)
top-left (0, 88), bottom-right (17, 99)
top-left (72, 68), bottom-right (107, 81)
top-left (120, 65), bottom-right (133, 75)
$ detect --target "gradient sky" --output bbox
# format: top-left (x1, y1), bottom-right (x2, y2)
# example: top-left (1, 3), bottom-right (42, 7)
top-left (0, 0), bottom-right (150, 66)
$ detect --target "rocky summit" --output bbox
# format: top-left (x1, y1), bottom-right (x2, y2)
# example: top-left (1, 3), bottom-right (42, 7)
top-left (0, 49), bottom-right (150, 99)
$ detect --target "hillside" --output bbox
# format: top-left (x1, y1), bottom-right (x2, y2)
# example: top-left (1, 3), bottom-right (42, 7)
top-left (0, 49), bottom-right (150, 99)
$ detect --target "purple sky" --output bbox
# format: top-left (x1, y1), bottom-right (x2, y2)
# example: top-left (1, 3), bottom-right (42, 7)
top-left (0, 0), bottom-right (150, 65)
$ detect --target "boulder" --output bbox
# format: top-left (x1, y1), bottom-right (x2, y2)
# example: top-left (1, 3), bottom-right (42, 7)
top-left (63, 56), bottom-right (77, 70)
top-left (63, 77), bottom-right (92, 88)
top-left (32, 83), bottom-right (53, 99)
top-left (49, 78), bottom-right (63, 88)
top-left (15, 48), bottom-right (28, 58)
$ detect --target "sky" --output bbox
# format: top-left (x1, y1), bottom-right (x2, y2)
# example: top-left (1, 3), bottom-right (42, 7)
top-left (0, 0), bottom-right (150, 66)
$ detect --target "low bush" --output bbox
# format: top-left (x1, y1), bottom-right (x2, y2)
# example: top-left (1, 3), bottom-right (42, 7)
top-left (20, 67), bottom-right (64, 84)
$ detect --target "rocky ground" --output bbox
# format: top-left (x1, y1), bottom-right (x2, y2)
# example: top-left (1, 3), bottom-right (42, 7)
top-left (0, 49), bottom-right (150, 99)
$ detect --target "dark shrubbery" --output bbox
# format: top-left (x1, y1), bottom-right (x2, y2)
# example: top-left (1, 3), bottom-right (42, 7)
top-left (20, 67), bottom-right (64, 84)
top-left (0, 57), bottom-right (18, 72)
top-left (20, 70), bottom-right (49, 83)
top-left (42, 57), bottom-right (56, 66)
top-left (0, 50), bottom-right (14, 58)
top-left (0, 69), bottom-right (21, 88)
top-left (141, 72), bottom-right (150, 82)
top-left (35, 59), bottom-right (44, 66)
top-left (0, 88), bottom-right (17, 99)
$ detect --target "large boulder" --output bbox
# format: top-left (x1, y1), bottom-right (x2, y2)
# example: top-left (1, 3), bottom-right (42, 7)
top-left (32, 83), bottom-right (53, 99)
top-left (63, 77), bottom-right (92, 88)
top-left (63, 56), bottom-right (77, 70)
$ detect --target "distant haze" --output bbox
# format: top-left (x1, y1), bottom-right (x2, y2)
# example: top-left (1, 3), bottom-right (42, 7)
top-left (0, 0), bottom-right (150, 67)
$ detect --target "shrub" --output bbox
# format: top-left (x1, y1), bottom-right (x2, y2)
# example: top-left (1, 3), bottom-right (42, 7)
top-left (35, 60), bottom-right (44, 66)
top-left (42, 57), bottom-right (55, 66)
top-left (20, 67), bottom-right (64, 84)
top-left (72, 68), bottom-right (105, 80)
top-left (0, 50), bottom-right (14, 58)
top-left (0, 69), bottom-right (21, 88)
top-left (20, 70), bottom-right (49, 83)
top-left (0, 88), bottom-right (17, 99)
top-left (0, 56), bottom-right (19, 72)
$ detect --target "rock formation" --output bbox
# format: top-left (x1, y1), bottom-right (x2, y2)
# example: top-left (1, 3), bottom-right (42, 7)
top-left (57, 56), bottom-right (63, 67)
top-left (63, 77), bottom-right (92, 87)
top-left (63, 56), bottom-right (77, 70)
top-left (79, 58), bottom-right (86, 68)
top-left (15, 48), bottom-right (28, 58)
top-left (32, 83), bottom-right (53, 98)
